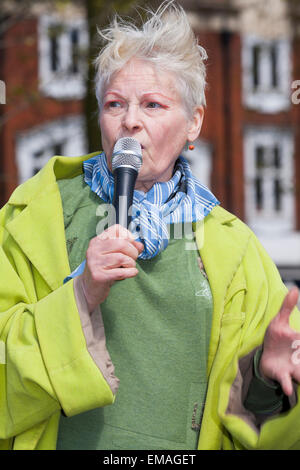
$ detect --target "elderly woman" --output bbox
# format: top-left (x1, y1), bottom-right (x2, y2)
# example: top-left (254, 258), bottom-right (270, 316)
top-left (1, 1), bottom-right (300, 451)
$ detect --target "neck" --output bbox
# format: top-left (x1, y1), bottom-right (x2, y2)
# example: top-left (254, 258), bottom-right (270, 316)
top-left (135, 181), bottom-right (154, 193)
top-left (134, 167), bottom-right (177, 193)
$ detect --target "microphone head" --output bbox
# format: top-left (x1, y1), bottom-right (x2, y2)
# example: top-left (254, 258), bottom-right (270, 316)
top-left (112, 137), bottom-right (142, 173)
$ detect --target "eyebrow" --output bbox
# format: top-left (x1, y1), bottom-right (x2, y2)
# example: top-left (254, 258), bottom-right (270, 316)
top-left (103, 91), bottom-right (125, 100)
top-left (143, 92), bottom-right (175, 102)
top-left (104, 90), bottom-right (175, 102)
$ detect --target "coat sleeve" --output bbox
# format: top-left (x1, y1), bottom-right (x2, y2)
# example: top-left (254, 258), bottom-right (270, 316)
top-left (0, 204), bottom-right (116, 441)
top-left (217, 229), bottom-right (300, 449)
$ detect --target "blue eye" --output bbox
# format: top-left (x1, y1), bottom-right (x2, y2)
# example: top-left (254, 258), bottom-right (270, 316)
top-left (108, 101), bottom-right (121, 108)
top-left (147, 102), bottom-right (161, 109)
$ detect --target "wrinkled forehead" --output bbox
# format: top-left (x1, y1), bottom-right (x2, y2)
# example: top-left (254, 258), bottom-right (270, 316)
top-left (103, 57), bottom-right (182, 100)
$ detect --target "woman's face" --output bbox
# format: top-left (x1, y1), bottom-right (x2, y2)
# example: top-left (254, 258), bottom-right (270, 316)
top-left (99, 58), bottom-right (204, 192)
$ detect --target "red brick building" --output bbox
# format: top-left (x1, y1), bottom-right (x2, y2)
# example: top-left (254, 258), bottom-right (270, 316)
top-left (0, 6), bottom-right (88, 202)
top-left (182, 0), bottom-right (300, 288)
top-left (0, 0), bottom-right (299, 286)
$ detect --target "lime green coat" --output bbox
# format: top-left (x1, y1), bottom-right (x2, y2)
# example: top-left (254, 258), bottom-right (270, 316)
top-left (1, 153), bottom-right (300, 450)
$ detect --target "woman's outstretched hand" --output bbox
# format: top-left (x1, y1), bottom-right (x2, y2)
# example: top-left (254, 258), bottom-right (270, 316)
top-left (78, 224), bottom-right (144, 313)
top-left (260, 287), bottom-right (300, 396)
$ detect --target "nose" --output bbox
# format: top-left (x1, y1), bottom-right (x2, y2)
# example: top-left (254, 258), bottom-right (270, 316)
top-left (122, 104), bottom-right (143, 133)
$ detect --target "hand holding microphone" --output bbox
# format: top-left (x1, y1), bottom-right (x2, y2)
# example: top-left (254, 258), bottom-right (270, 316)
top-left (79, 138), bottom-right (144, 312)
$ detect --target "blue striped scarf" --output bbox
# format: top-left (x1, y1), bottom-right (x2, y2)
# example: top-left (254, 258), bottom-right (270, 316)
top-left (64, 152), bottom-right (219, 282)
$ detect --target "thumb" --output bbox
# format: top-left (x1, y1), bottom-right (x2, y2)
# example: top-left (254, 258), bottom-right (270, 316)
top-left (280, 372), bottom-right (294, 397)
top-left (279, 287), bottom-right (299, 323)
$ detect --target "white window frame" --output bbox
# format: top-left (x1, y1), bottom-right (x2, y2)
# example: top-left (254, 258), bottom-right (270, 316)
top-left (182, 139), bottom-right (213, 189)
top-left (244, 126), bottom-right (295, 235)
top-left (38, 14), bottom-right (89, 99)
top-left (242, 35), bottom-right (291, 113)
top-left (15, 115), bottom-right (87, 184)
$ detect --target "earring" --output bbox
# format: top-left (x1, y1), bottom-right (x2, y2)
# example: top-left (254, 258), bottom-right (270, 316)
top-left (188, 144), bottom-right (195, 151)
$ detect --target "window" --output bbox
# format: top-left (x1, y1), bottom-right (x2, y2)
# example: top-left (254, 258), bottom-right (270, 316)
top-left (16, 116), bottom-right (87, 183)
top-left (70, 28), bottom-right (80, 74)
top-left (244, 127), bottom-right (295, 235)
top-left (242, 36), bottom-right (291, 113)
top-left (38, 15), bottom-right (89, 99)
top-left (0, 80), bottom-right (6, 104)
top-left (182, 139), bottom-right (213, 189)
top-left (253, 144), bottom-right (284, 212)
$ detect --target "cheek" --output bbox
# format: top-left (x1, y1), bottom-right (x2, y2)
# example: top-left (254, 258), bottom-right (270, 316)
top-left (149, 126), bottom-right (167, 150)
top-left (100, 117), bottom-right (117, 151)
top-left (152, 120), bottom-right (188, 154)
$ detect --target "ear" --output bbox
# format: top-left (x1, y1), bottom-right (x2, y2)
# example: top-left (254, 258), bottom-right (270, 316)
top-left (187, 106), bottom-right (204, 142)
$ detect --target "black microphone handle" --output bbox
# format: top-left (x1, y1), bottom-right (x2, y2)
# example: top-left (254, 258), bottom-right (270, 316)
top-left (112, 166), bottom-right (138, 229)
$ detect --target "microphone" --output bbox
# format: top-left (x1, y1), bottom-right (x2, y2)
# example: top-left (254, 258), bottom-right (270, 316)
top-left (112, 137), bottom-right (143, 229)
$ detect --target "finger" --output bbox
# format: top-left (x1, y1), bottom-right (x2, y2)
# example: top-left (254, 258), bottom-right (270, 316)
top-left (107, 267), bottom-right (139, 282)
top-left (291, 367), bottom-right (300, 387)
top-left (90, 236), bottom-right (140, 261)
top-left (279, 287), bottom-right (299, 323)
top-left (99, 224), bottom-right (135, 241)
top-left (104, 238), bottom-right (141, 260)
top-left (280, 372), bottom-right (294, 397)
top-left (102, 253), bottom-right (137, 270)
top-left (98, 226), bottom-right (144, 255)
top-left (132, 240), bottom-right (144, 254)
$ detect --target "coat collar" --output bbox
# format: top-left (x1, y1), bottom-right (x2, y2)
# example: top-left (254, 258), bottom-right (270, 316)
top-left (5, 154), bottom-right (98, 291)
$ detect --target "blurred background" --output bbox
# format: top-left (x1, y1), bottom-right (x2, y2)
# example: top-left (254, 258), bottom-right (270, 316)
top-left (0, 0), bottom-right (299, 296)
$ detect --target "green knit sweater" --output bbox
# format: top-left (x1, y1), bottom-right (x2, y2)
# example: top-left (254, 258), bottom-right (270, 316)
top-left (56, 173), bottom-right (285, 450)
top-left (56, 174), bottom-right (212, 449)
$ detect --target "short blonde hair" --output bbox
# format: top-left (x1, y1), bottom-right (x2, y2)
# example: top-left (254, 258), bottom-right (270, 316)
top-left (94, 1), bottom-right (208, 118)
